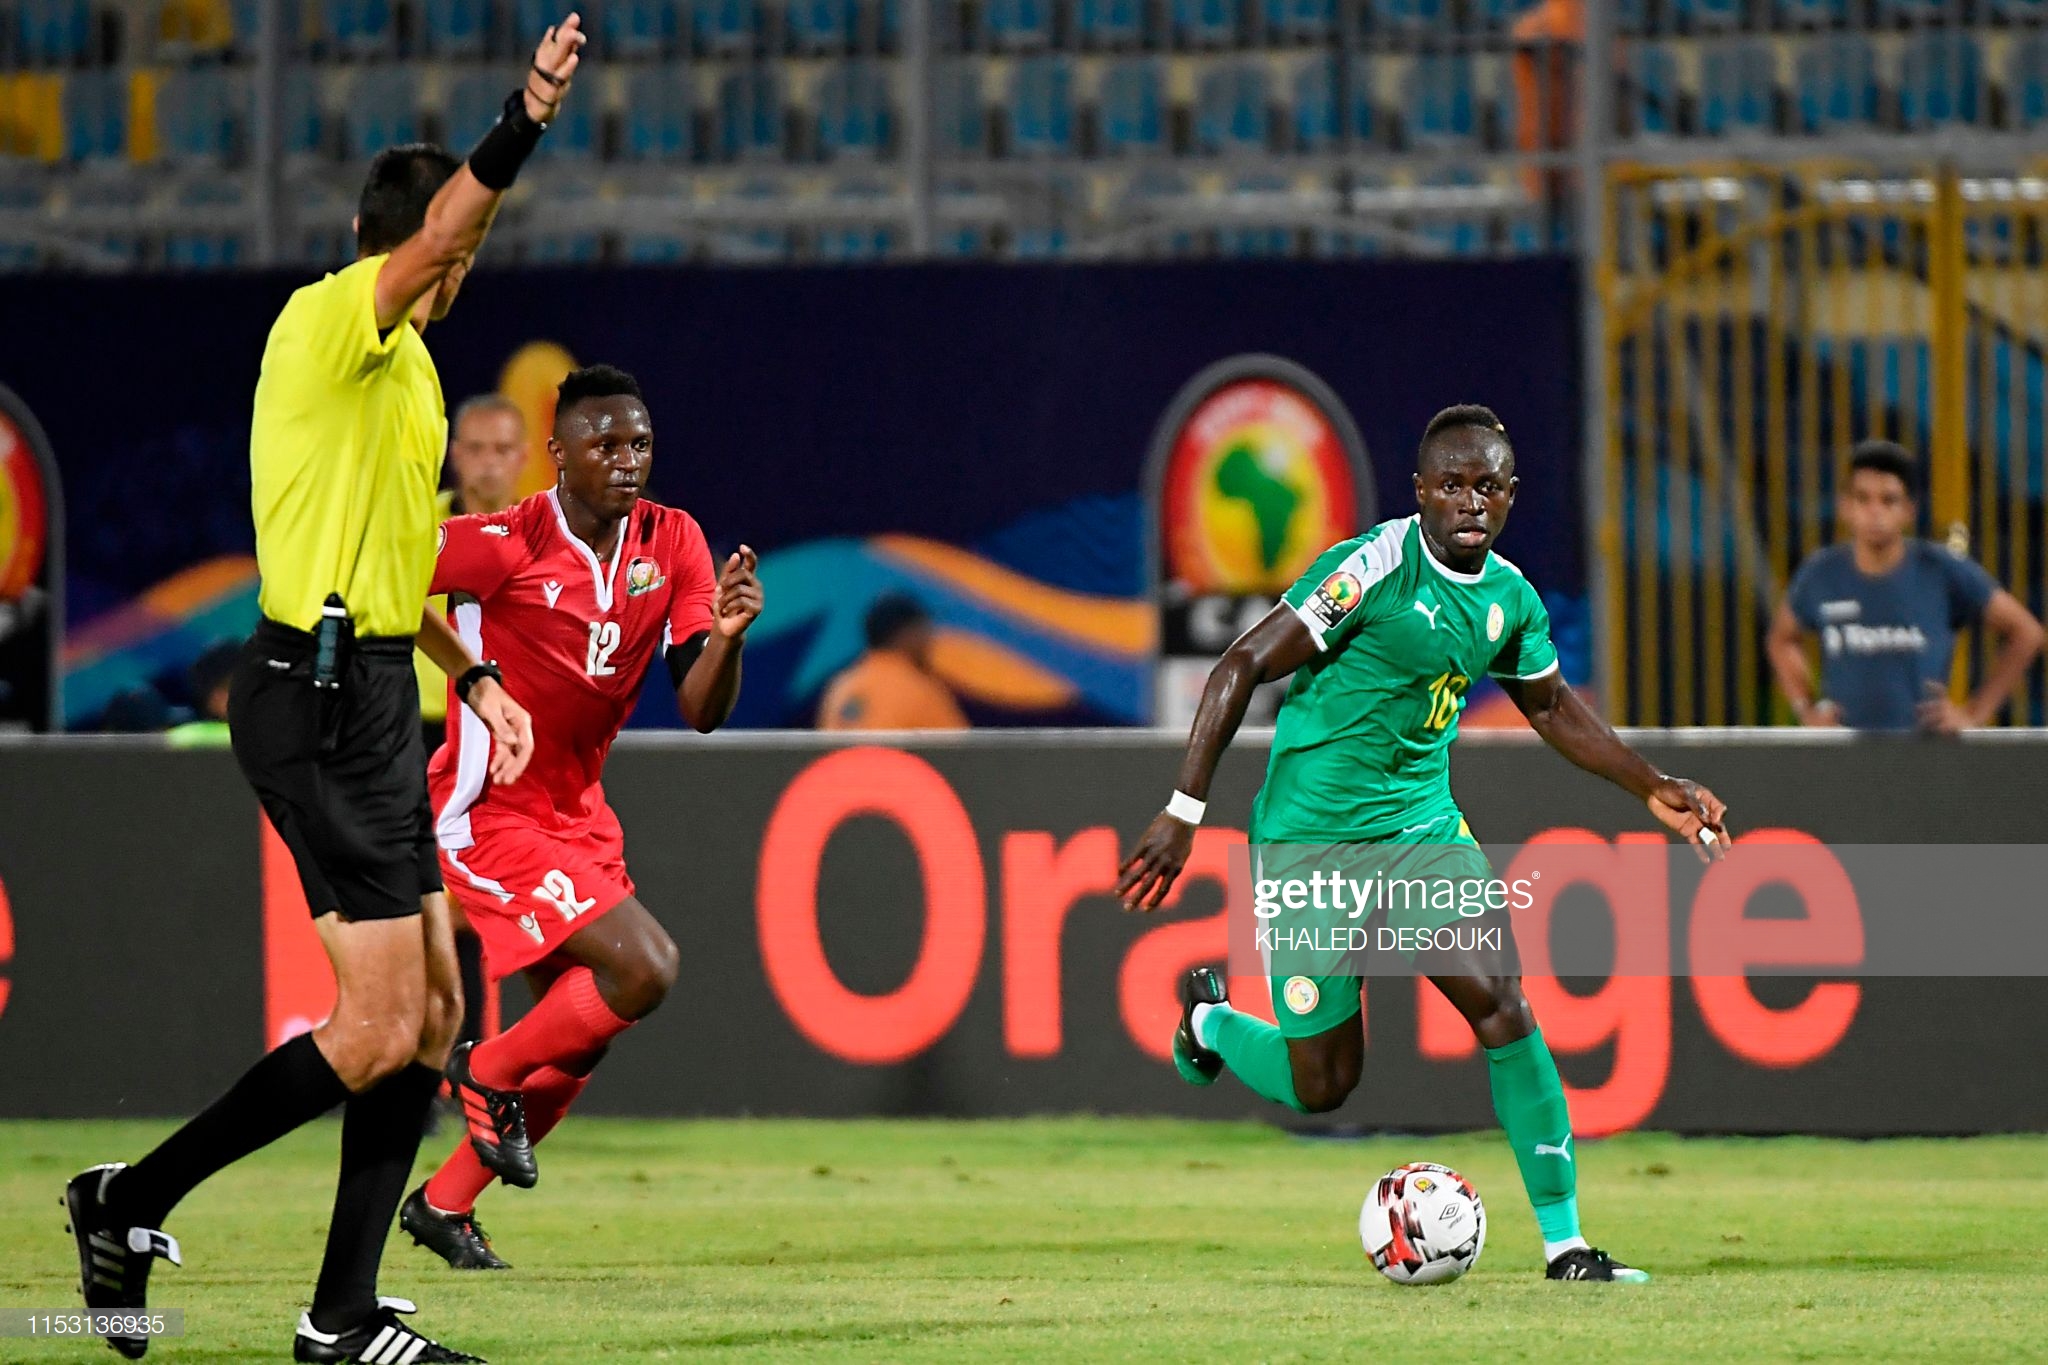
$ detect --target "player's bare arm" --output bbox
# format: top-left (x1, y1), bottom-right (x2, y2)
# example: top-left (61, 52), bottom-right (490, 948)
top-left (1765, 598), bottom-right (1839, 726)
top-left (416, 605), bottom-right (534, 785)
top-left (372, 14), bottom-right (587, 332)
top-left (1499, 668), bottom-right (1730, 859)
top-left (1118, 605), bottom-right (1318, 911)
top-left (675, 546), bottom-right (762, 733)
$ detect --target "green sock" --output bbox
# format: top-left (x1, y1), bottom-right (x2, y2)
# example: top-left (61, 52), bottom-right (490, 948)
top-left (1485, 1029), bottom-right (1580, 1244)
top-left (1202, 1005), bottom-right (1309, 1114)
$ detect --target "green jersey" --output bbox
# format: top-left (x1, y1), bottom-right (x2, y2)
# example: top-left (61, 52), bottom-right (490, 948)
top-left (1249, 515), bottom-right (1559, 843)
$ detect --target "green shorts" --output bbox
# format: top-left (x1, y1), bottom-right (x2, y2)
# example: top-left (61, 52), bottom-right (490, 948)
top-left (1251, 814), bottom-right (1490, 1039)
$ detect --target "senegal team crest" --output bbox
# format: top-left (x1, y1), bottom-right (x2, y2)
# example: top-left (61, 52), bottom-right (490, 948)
top-left (1486, 602), bottom-right (1504, 642)
top-left (1282, 975), bottom-right (1320, 1015)
top-left (625, 556), bottom-right (664, 597)
top-left (1156, 358), bottom-right (1370, 595)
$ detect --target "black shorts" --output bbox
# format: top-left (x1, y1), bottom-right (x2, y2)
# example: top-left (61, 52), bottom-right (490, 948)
top-left (230, 618), bottom-right (443, 922)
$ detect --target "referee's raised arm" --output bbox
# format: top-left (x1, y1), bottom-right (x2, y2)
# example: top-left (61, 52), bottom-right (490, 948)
top-left (373, 13), bottom-right (588, 333)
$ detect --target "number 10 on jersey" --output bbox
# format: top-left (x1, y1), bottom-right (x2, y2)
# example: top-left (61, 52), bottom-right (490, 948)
top-left (1426, 672), bottom-right (1469, 729)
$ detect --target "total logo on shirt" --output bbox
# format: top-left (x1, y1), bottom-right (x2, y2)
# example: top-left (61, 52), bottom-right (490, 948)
top-left (1821, 622), bottom-right (1929, 656)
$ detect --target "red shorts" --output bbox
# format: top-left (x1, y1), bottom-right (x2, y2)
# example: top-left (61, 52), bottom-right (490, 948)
top-left (439, 821), bottom-right (635, 981)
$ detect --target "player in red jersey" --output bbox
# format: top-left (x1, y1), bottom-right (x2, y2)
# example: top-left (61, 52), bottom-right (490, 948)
top-left (401, 364), bottom-right (762, 1269)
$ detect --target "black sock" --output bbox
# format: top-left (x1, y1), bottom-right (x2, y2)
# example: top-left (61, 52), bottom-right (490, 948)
top-left (456, 932), bottom-right (487, 1045)
top-left (310, 1063), bottom-right (441, 1333)
top-left (113, 1032), bottom-right (348, 1229)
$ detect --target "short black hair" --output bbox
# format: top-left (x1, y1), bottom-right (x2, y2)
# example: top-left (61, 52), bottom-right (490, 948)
top-left (1848, 439), bottom-right (1920, 498)
top-left (357, 143), bottom-right (461, 256)
top-left (865, 592), bottom-right (930, 650)
top-left (555, 364), bottom-right (646, 426)
top-left (1418, 404), bottom-right (1511, 471)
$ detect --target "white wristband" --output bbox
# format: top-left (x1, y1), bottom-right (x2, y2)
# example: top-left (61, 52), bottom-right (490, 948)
top-left (1165, 790), bottom-right (1206, 825)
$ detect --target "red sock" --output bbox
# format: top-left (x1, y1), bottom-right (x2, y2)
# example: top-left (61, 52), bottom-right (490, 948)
top-left (423, 1064), bottom-right (592, 1215)
top-left (469, 968), bottom-right (631, 1089)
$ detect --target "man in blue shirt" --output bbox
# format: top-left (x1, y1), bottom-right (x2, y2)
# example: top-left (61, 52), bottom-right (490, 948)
top-left (1769, 440), bottom-right (2042, 730)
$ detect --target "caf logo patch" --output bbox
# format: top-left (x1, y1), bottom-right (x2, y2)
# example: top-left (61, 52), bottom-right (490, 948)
top-left (1308, 570), bottom-right (1362, 629)
top-left (1486, 602), bottom-right (1504, 642)
top-left (1282, 976), bottom-right (1320, 1015)
top-left (1412, 1176), bottom-right (1435, 1194)
top-left (625, 556), bottom-right (665, 597)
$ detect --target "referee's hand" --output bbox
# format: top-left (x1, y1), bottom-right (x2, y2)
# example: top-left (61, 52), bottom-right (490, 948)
top-left (467, 676), bottom-right (535, 786)
top-left (523, 13), bottom-right (587, 124)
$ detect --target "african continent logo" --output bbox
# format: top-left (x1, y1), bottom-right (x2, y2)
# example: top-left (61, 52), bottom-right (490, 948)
top-left (1164, 378), bottom-right (1358, 594)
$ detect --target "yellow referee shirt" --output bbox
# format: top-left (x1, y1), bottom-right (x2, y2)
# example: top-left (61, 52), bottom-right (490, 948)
top-left (415, 488), bottom-right (461, 724)
top-left (249, 254), bottom-right (448, 639)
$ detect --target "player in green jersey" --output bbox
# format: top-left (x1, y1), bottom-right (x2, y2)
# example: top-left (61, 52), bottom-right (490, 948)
top-left (1118, 404), bottom-right (1729, 1284)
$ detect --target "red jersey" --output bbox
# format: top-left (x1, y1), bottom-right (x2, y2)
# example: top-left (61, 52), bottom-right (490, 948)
top-left (428, 488), bottom-right (716, 849)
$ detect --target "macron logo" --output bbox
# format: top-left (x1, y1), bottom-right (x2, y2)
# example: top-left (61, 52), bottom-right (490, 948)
top-left (543, 581), bottom-right (564, 609)
top-left (481, 524), bottom-right (511, 538)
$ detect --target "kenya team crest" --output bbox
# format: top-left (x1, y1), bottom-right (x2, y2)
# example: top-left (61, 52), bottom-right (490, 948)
top-left (625, 556), bottom-right (665, 597)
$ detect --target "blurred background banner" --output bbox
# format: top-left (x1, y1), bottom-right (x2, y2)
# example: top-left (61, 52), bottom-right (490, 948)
top-left (1, 731), bottom-right (2043, 1134)
top-left (0, 383), bottom-right (61, 732)
top-left (0, 258), bottom-right (1586, 731)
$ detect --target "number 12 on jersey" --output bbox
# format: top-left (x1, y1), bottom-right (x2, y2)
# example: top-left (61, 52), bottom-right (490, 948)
top-left (586, 620), bottom-right (621, 676)
top-left (1425, 671), bottom-right (1469, 729)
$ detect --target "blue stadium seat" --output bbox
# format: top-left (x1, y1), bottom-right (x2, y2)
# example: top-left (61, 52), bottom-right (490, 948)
top-left (1216, 174), bottom-right (1294, 258)
top-left (1631, 40), bottom-right (1679, 135)
top-left (934, 62), bottom-right (986, 154)
top-left (1263, 0), bottom-right (1332, 40)
top-left (1898, 31), bottom-right (1983, 129)
top-left (708, 179), bottom-right (794, 262)
top-left (1116, 169), bottom-right (1197, 255)
top-left (623, 68), bottom-right (694, 161)
top-left (2010, 32), bottom-right (2048, 128)
top-left (605, 0), bottom-right (680, 57)
top-left (1699, 41), bottom-right (1776, 136)
top-left (816, 184), bottom-right (897, 262)
top-left (1194, 63), bottom-right (1270, 154)
top-left (16, 0), bottom-right (91, 64)
top-left (1292, 54), bottom-right (1373, 150)
top-left (346, 68), bottom-right (418, 161)
top-left (1098, 58), bottom-right (1163, 154)
top-left (983, 0), bottom-right (1053, 49)
top-left (443, 72), bottom-right (505, 150)
top-left (625, 231), bottom-right (691, 263)
top-left (1008, 224), bottom-right (1068, 258)
top-left (1075, 0), bottom-right (1143, 47)
top-left (165, 177), bottom-right (246, 270)
top-left (527, 231), bottom-right (603, 264)
top-left (1671, 0), bottom-right (1738, 27)
top-left (320, 0), bottom-right (393, 57)
top-left (817, 61), bottom-right (890, 158)
top-left (532, 91), bottom-right (595, 159)
top-left (421, 0), bottom-right (487, 57)
top-left (693, 0), bottom-right (759, 53)
top-left (1993, 0), bottom-right (2048, 18)
top-left (1006, 56), bottom-right (1074, 156)
top-left (230, 0), bottom-right (307, 53)
top-left (280, 69), bottom-right (327, 157)
top-left (1172, 0), bottom-right (1237, 47)
top-left (1416, 166), bottom-right (1487, 255)
top-left (157, 68), bottom-right (243, 163)
top-left (1776, 0), bottom-right (1846, 23)
top-left (1367, 0), bottom-right (1444, 26)
top-left (717, 67), bottom-right (784, 159)
top-left (63, 71), bottom-right (125, 161)
top-left (1402, 54), bottom-right (1477, 145)
top-left (1795, 35), bottom-right (1877, 130)
top-left (789, 0), bottom-right (856, 52)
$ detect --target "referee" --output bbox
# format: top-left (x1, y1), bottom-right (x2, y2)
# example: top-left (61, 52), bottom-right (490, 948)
top-left (66, 16), bottom-right (583, 1364)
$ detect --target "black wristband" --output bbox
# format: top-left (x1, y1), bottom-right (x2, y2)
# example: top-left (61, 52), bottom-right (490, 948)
top-left (456, 661), bottom-right (504, 705)
top-left (466, 89), bottom-right (547, 192)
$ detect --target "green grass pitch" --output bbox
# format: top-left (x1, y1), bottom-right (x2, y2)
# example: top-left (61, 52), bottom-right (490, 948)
top-left (3, 1119), bottom-right (2045, 1362)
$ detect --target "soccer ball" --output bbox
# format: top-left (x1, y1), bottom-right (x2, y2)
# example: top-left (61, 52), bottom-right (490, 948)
top-left (1360, 1162), bottom-right (1486, 1285)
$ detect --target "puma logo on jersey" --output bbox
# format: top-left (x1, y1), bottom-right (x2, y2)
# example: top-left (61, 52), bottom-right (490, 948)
top-left (482, 525), bottom-right (511, 537)
top-left (1533, 1138), bottom-right (1573, 1163)
top-left (1413, 600), bottom-right (1443, 629)
top-left (543, 581), bottom-right (564, 609)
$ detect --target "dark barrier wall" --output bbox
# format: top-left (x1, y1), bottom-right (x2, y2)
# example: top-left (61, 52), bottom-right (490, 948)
top-left (2, 733), bottom-right (2043, 1134)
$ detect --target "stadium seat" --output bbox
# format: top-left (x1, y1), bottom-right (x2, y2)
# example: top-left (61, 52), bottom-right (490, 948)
top-left (788, 0), bottom-right (856, 52)
top-left (532, 88), bottom-right (595, 159)
top-left (1898, 31), bottom-right (1983, 129)
top-left (1007, 223), bottom-right (1067, 258)
top-left (527, 231), bottom-right (603, 264)
top-left (1670, 0), bottom-right (1739, 27)
top-left (164, 175), bottom-right (246, 270)
top-left (1194, 62), bottom-right (1271, 154)
top-left (1114, 168), bottom-right (1196, 255)
top-left (1216, 174), bottom-right (1296, 258)
top-left (1171, 0), bottom-right (1237, 48)
top-left (933, 61), bottom-right (986, 154)
top-left (2010, 32), bottom-right (2048, 127)
top-left (1263, 0), bottom-right (1333, 41)
top-left (707, 178), bottom-right (794, 261)
top-left (279, 69), bottom-right (327, 158)
top-left (816, 61), bottom-right (890, 159)
top-left (983, 0), bottom-right (1053, 49)
top-left (155, 0), bottom-right (237, 56)
top-left (1097, 58), bottom-right (1163, 155)
top-left (345, 68), bottom-right (418, 161)
top-left (16, 0), bottom-right (91, 64)
top-left (816, 183), bottom-right (897, 262)
top-left (605, 0), bottom-right (679, 57)
top-left (1402, 53), bottom-right (1477, 145)
top-left (319, 0), bottom-right (394, 57)
top-left (443, 71), bottom-right (505, 151)
top-left (624, 231), bottom-right (690, 262)
top-left (1367, 0), bottom-right (1445, 27)
top-left (1795, 34), bottom-right (1878, 130)
top-left (157, 68), bottom-right (242, 164)
top-left (1006, 56), bottom-right (1074, 156)
top-left (1415, 165), bottom-right (1488, 255)
top-left (1291, 54), bottom-right (1373, 150)
top-left (1775, 0), bottom-right (1847, 24)
top-left (693, 0), bottom-right (759, 53)
top-left (717, 67), bottom-right (784, 159)
top-left (1698, 40), bottom-right (1777, 136)
top-left (1992, 0), bottom-right (2048, 18)
top-left (63, 71), bottom-right (124, 161)
top-left (623, 68), bottom-right (694, 161)
top-left (1630, 40), bottom-right (1679, 135)
top-left (420, 0), bottom-right (487, 58)
top-left (1074, 0), bottom-right (1143, 47)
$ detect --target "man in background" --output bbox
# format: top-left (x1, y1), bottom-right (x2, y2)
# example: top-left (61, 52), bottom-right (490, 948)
top-left (817, 592), bottom-right (968, 731)
top-left (1769, 439), bottom-right (2043, 731)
